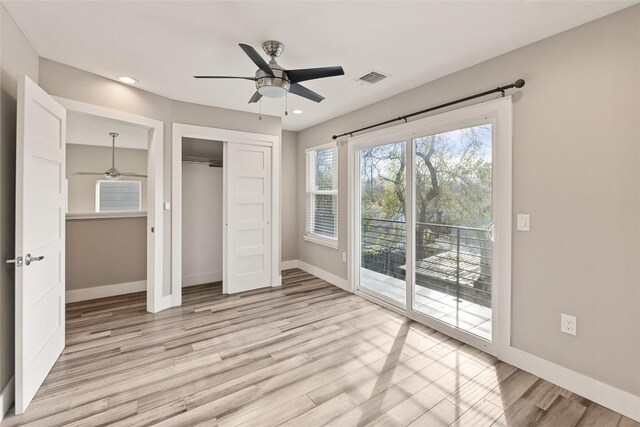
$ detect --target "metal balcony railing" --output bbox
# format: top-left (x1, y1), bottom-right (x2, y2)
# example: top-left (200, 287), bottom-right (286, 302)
top-left (361, 217), bottom-right (493, 307)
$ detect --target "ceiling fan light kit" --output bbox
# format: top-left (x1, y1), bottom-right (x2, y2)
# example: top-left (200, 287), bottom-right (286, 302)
top-left (194, 40), bottom-right (345, 111)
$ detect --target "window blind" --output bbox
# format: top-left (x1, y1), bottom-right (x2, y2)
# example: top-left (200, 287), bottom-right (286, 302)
top-left (306, 145), bottom-right (338, 241)
top-left (96, 180), bottom-right (142, 212)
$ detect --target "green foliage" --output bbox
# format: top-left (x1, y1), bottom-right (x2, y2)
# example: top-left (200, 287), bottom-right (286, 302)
top-left (360, 124), bottom-right (492, 230)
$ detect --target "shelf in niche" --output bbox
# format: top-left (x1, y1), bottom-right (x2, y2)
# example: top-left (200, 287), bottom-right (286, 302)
top-left (66, 211), bottom-right (148, 220)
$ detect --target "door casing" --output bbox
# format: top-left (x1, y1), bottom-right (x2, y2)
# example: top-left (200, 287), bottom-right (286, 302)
top-left (55, 96), bottom-right (166, 313)
top-left (171, 123), bottom-right (281, 305)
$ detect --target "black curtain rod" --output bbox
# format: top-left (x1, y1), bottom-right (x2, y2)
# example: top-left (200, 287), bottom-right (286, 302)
top-left (332, 79), bottom-right (525, 140)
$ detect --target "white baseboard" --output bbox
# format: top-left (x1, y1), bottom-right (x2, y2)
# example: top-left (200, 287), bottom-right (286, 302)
top-left (182, 271), bottom-right (222, 287)
top-left (500, 346), bottom-right (640, 422)
top-left (0, 376), bottom-right (14, 422)
top-left (66, 280), bottom-right (147, 303)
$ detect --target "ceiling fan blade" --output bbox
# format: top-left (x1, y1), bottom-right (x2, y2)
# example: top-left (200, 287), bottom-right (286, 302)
top-left (239, 43), bottom-right (273, 76)
top-left (194, 76), bottom-right (257, 80)
top-left (121, 173), bottom-right (148, 178)
top-left (73, 172), bottom-right (104, 176)
top-left (289, 84), bottom-right (325, 103)
top-left (248, 91), bottom-right (263, 104)
top-left (285, 66), bottom-right (344, 84)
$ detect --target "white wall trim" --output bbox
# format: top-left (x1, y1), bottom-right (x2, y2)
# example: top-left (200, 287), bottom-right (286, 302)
top-left (0, 377), bottom-right (15, 422)
top-left (172, 123), bottom-right (280, 306)
top-left (182, 271), bottom-right (222, 287)
top-left (302, 234), bottom-right (339, 250)
top-left (66, 280), bottom-right (147, 303)
top-left (501, 346), bottom-right (640, 421)
top-left (54, 96), bottom-right (165, 314)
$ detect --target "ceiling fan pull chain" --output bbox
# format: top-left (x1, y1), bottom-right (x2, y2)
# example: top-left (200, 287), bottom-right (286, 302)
top-left (285, 93), bottom-right (288, 116)
top-left (259, 98), bottom-right (262, 121)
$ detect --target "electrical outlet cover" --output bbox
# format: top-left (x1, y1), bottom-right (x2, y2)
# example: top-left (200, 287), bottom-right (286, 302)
top-left (561, 313), bottom-right (577, 336)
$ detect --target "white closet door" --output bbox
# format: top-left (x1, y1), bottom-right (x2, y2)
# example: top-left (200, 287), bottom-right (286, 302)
top-left (12, 75), bottom-right (66, 414)
top-left (225, 142), bottom-right (272, 293)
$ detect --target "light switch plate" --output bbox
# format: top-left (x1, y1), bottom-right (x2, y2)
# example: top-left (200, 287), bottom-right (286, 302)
top-left (561, 313), bottom-right (577, 336)
top-left (164, 202), bottom-right (171, 210)
top-left (342, 252), bottom-right (347, 262)
top-left (517, 214), bottom-right (530, 231)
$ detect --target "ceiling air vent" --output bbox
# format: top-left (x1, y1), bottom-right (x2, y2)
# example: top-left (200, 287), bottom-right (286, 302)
top-left (356, 70), bottom-right (389, 85)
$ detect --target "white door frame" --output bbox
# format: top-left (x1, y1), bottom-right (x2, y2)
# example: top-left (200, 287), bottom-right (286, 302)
top-left (171, 123), bottom-right (281, 306)
top-left (54, 97), bottom-right (167, 313)
top-left (347, 96), bottom-right (512, 355)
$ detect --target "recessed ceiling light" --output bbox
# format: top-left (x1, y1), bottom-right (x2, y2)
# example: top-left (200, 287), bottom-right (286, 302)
top-left (292, 109), bottom-right (303, 115)
top-left (117, 76), bottom-right (138, 85)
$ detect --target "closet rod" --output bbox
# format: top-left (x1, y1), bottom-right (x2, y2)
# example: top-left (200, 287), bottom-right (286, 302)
top-left (332, 79), bottom-right (525, 140)
top-left (182, 158), bottom-right (223, 167)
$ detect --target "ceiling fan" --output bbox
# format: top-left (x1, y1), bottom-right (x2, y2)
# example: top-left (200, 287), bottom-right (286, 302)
top-left (194, 41), bottom-right (344, 103)
top-left (74, 132), bottom-right (147, 180)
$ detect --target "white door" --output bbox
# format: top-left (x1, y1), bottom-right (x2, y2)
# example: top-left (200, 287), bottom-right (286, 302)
top-left (11, 76), bottom-right (66, 413)
top-left (224, 142), bottom-right (272, 293)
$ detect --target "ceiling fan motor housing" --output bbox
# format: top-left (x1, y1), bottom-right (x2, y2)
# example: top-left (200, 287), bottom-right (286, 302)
top-left (104, 167), bottom-right (122, 180)
top-left (255, 66), bottom-right (290, 98)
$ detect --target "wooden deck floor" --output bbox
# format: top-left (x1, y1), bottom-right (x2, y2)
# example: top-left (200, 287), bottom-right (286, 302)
top-left (2, 269), bottom-right (636, 426)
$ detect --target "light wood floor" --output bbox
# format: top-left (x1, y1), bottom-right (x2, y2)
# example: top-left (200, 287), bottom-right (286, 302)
top-left (2, 269), bottom-right (636, 427)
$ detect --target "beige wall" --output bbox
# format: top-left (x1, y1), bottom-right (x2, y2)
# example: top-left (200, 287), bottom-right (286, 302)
top-left (66, 144), bottom-right (148, 213)
top-left (0, 4), bottom-right (39, 393)
top-left (66, 217), bottom-right (147, 290)
top-left (281, 130), bottom-right (298, 262)
top-left (297, 6), bottom-right (640, 396)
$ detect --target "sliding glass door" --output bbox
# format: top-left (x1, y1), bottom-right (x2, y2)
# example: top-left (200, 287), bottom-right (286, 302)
top-left (351, 99), bottom-right (509, 350)
top-left (412, 124), bottom-right (493, 341)
top-left (358, 141), bottom-right (407, 307)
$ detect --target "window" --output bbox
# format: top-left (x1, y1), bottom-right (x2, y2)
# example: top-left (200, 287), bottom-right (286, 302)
top-left (305, 144), bottom-right (339, 248)
top-left (95, 180), bottom-right (142, 213)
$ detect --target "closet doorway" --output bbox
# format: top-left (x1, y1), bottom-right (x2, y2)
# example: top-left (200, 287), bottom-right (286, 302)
top-left (181, 138), bottom-right (224, 291)
top-left (171, 124), bottom-right (281, 306)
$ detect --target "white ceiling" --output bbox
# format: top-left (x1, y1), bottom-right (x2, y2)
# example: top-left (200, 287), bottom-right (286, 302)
top-left (5, 1), bottom-right (634, 131)
top-left (67, 112), bottom-right (148, 150)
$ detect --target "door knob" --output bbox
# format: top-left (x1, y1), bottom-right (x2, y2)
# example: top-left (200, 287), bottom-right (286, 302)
top-left (24, 254), bottom-right (44, 266)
